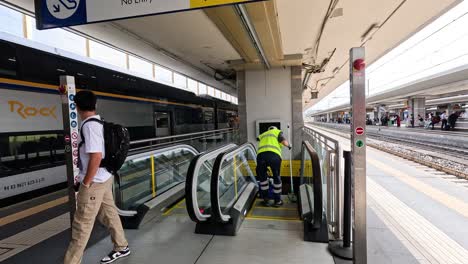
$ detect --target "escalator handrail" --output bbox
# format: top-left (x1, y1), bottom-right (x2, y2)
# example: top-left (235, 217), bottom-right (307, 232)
top-left (124, 144), bottom-right (198, 163)
top-left (301, 141), bottom-right (324, 228)
top-left (186, 143), bottom-right (237, 223)
top-left (116, 144), bottom-right (199, 216)
top-left (210, 143), bottom-right (257, 223)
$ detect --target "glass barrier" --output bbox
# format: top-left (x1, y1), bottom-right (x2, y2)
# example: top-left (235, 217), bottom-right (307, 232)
top-left (212, 143), bottom-right (257, 222)
top-left (303, 126), bottom-right (341, 238)
top-left (116, 144), bottom-right (198, 210)
top-left (186, 144), bottom-right (237, 222)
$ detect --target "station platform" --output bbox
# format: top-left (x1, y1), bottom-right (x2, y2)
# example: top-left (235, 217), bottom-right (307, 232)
top-left (308, 125), bottom-right (468, 263)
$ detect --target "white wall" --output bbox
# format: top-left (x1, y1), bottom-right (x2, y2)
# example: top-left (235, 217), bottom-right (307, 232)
top-left (245, 68), bottom-right (292, 144)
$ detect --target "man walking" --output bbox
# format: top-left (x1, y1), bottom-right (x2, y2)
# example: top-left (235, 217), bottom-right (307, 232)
top-left (441, 111), bottom-right (448, 130)
top-left (256, 126), bottom-right (291, 207)
top-left (64, 91), bottom-right (130, 264)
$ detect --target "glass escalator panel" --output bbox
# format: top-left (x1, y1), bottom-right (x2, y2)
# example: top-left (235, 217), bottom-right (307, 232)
top-left (117, 145), bottom-right (198, 210)
top-left (196, 158), bottom-right (215, 215)
top-left (187, 144), bottom-right (236, 222)
top-left (216, 144), bottom-right (257, 217)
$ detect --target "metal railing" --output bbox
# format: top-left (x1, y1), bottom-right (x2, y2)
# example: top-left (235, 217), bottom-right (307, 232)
top-left (302, 126), bottom-right (342, 239)
top-left (129, 128), bottom-right (238, 153)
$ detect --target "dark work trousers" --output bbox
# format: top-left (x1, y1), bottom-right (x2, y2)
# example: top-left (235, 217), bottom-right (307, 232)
top-left (256, 151), bottom-right (282, 202)
top-left (441, 119), bottom-right (448, 130)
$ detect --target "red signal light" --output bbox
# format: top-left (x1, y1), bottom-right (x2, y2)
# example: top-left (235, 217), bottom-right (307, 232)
top-left (353, 59), bottom-right (365, 71)
top-left (58, 85), bottom-right (67, 94)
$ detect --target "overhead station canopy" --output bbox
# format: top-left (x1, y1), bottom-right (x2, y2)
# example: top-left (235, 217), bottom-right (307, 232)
top-left (8, 0), bottom-right (460, 107)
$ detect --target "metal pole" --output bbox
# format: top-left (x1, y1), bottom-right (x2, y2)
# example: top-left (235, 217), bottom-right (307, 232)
top-left (349, 47), bottom-right (367, 264)
top-left (59, 76), bottom-right (79, 225)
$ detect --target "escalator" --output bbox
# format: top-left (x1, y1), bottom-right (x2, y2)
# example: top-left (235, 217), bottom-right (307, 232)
top-left (115, 144), bottom-right (198, 228)
top-left (115, 143), bottom-right (238, 229)
top-left (186, 141), bottom-right (328, 242)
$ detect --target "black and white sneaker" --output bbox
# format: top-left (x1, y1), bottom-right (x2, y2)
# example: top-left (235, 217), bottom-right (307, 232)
top-left (101, 246), bottom-right (131, 263)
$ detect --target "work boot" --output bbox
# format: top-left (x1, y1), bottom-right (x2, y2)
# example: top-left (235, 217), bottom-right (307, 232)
top-left (273, 200), bottom-right (284, 208)
top-left (261, 199), bottom-right (272, 207)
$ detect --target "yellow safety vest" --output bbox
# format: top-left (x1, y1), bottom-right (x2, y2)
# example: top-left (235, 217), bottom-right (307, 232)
top-left (258, 128), bottom-right (283, 157)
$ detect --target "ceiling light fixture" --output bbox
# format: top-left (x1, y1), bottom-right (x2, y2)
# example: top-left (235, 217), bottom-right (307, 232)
top-left (234, 4), bottom-right (271, 70)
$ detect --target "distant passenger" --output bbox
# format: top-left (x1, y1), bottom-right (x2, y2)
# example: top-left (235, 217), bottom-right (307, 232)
top-left (417, 115), bottom-right (424, 127)
top-left (441, 112), bottom-right (448, 130)
top-left (256, 126), bottom-right (291, 207)
top-left (448, 112), bottom-right (459, 131)
top-left (64, 91), bottom-right (130, 264)
top-left (430, 114), bottom-right (441, 130)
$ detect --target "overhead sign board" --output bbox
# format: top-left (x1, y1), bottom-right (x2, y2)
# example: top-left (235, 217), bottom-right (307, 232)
top-left (35, 0), bottom-right (265, 30)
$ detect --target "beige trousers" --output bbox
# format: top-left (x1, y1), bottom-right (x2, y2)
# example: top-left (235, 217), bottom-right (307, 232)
top-left (64, 177), bottom-right (128, 264)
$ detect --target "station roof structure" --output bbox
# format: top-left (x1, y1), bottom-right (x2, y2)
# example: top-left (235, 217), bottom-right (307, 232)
top-left (6, 0), bottom-right (460, 109)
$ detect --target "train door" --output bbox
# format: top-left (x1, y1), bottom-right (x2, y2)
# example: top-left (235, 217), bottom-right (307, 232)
top-left (154, 112), bottom-right (171, 137)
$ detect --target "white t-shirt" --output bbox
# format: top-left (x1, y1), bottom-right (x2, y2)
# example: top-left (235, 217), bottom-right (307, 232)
top-left (77, 115), bottom-right (112, 183)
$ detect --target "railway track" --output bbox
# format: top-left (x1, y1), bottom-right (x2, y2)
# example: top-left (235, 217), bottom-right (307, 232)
top-left (367, 133), bottom-right (468, 163)
top-left (307, 124), bottom-right (468, 179)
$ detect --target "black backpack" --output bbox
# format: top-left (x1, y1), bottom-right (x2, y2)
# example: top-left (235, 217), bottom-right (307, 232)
top-left (79, 118), bottom-right (130, 183)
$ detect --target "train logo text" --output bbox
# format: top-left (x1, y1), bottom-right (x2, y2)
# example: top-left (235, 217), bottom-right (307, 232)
top-left (8, 101), bottom-right (57, 120)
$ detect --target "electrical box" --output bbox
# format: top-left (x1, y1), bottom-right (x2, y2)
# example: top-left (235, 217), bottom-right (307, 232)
top-left (256, 119), bottom-right (285, 138)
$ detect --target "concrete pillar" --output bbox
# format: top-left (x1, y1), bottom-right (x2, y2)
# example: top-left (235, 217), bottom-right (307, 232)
top-left (244, 67), bottom-right (293, 147)
top-left (409, 97), bottom-right (425, 127)
top-left (237, 70), bottom-right (248, 143)
top-left (291, 66), bottom-right (303, 159)
top-left (447, 104), bottom-right (454, 115)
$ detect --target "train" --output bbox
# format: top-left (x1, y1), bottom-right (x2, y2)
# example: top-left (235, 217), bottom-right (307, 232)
top-left (0, 38), bottom-right (238, 206)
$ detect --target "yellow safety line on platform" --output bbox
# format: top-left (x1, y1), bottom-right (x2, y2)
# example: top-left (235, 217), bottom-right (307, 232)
top-left (368, 158), bottom-right (468, 219)
top-left (162, 199), bottom-right (186, 216)
top-left (0, 196), bottom-right (68, 227)
top-left (368, 177), bottom-right (468, 263)
top-left (151, 155), bottom-right (156, 198)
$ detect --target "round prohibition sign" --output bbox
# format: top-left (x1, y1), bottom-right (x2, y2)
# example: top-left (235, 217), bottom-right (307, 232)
top-left (355, 127), bottom-right (364, 135)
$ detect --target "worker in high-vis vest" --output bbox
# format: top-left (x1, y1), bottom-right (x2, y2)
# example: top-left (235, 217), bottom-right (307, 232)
top-left (256, 126), bottom-right (291, 207)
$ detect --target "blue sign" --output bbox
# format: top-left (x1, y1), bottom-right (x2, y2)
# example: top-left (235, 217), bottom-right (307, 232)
top-left (71, 120), bottom-right (77, 128)
top-left (35, 0), bottom-right (265, 30)
top-left (69, 94), bottom-right (75, 101)
top-left (70, 103), bottom-right (76, 110)
top-left (70, 112), bottom-right (77, 119)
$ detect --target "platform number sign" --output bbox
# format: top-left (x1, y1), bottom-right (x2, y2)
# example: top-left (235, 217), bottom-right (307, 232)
top-left (35, 0), bottom-right (266, 30)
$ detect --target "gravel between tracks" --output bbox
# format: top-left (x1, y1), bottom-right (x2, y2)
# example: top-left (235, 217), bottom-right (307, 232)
top-left (368, 138), bottom-right (468, 176)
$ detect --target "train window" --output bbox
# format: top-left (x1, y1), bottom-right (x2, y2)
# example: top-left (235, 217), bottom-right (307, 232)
top-left (204, 111), bottom-right (214, 124)
top-left (0, 41), bottom-right (17, 78)
top-left (17, 47), bottom-right (61, 85)
top-left (217, 110), bottom-right (228, 123)
top-left (0, 132), bottom-right (65, 177)
top-left (66, 60), bottom-right (97, 90)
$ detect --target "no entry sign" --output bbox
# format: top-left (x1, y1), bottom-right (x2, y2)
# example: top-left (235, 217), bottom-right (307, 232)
top-left (355, 127), bottom-right (364, 135)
